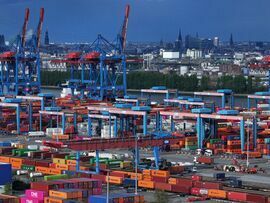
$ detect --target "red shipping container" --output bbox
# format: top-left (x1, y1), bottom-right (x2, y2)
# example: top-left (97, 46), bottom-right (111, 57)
top-left (193, 181), bottom-right (203, 188)
top-left (152, 176), bottom-right (168, 183)
top-left (171, 185), bottom-right (190, 194)
top-left (174, 178), bottom-right (193, 187)
top-left (110, 172), bottom-right (129, 179)
top-left (227, 191), bottom-right (247, 202)
top-left (201, 181), bottom-right (221, 189)
top-left (246, 193), bottom-right (267, 203)
top-left (191, 188), bottom-right (200, 196)
top-left (91, 174), bottom-right (106, 183)
top-left (191, 175), bottom-right (202, 181)
top-left (155, 182), bottom-right (172, 191)
top-left (22, 159), bottom-right (36, 166)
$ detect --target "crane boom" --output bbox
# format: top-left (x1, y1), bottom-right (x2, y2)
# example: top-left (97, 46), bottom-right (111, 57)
top-left (36, 8), bottom-right (44, 48)
top-left (121, 4), bottom-right (130, 51)
top-left (21, 8), bottom-right (30, 47)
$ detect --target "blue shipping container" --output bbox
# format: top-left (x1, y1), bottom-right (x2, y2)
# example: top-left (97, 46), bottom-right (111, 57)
top-left (0, 163), bottom-right (12, 185)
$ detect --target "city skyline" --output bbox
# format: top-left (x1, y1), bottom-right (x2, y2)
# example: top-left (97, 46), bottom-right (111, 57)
top-left (0, 0), bottom-right (270, 43)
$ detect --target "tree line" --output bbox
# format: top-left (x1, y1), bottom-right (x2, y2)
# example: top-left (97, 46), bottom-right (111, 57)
top-left (41, 70), bottom-right (266, 94)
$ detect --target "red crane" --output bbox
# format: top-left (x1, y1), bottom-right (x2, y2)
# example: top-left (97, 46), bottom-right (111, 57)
top-left (120, 4), bottom-right (130, 51)
top-left (21, 8), bottom-right (30, 47)
top-left (36, 8), bottom-right (44, 48)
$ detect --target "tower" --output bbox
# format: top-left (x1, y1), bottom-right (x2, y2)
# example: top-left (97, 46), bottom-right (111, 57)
top-left (230, 33), bottom-right (234, 47)
top-left (174, 28), bottom-right (182, 52)
top-left (44, 29), bottom-right (49, 45)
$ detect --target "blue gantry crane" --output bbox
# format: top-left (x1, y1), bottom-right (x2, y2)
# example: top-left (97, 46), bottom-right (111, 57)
top-left (0, 8), bottom-right (44, 96)
top-left (53, 5), bottom-right (130, 101)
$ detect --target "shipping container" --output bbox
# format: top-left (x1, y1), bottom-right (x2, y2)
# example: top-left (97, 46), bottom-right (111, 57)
top-left (227, 191), bottom-right (247, 202)
top-left (208, 189), bottom-right (227, 199)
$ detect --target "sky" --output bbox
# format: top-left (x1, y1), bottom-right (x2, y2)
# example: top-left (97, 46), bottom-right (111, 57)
top-left (0, 0), bottom-right (270, 43)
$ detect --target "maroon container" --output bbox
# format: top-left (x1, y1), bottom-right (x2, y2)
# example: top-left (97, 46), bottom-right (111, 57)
top-left (41, 152), bottom-right (53, 159)
top-left (51, 153), bottom-right (69, 159)
top-left (171, 185), bottom-right (190, 194)
top-left (0, 147), bottom-right (15, 155)
top-left (29, 151), bottom-right (43, 159)
top-left (201, 181), bottom-right (221, 189)
top-left (22, 159), bottom-right (36, 166)
top-left (35, 160), bottom-right (50, 167)
top-left (227, 191), bottom-right (247, 202)
top-left (246, 194), bottom-right (267, 203)
top-left (155, 182), bottom-right (172, 191)
top-left (152, 176), bottom-right (168, 183)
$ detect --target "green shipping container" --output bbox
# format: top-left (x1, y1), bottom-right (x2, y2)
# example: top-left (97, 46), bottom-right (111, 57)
top-left (21, 165), bottom-right (35, 171)
top-left (210, 139), bottom-right (222, 144)
top-left (185, 145), bottom-right (198, 150)
top-left (44, 174), bottom-right (68, 181)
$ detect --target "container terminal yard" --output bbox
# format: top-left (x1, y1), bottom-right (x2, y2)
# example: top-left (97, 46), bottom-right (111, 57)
top-left (1, 4), bottom-right (270, 203)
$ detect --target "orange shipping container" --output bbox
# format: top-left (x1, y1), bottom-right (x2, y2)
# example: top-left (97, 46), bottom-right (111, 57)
top-left (130, 173), bottom-right (143, 180)
top-left (49, 168), bottom-right (62, 175)
top-left (151, 170), bottom-right (170, 178)
top-left (44, 197), bottom-right (64, 203)
top-left (208, 189), bottom-right (227, 199)
top-left (0, 156), bottom-right (10, 163)
top-left (138, 180), bottom-right (155, 189)
top-left (55, 164), bottom-right (68, 171)
top-left (10, 158), bottom-right (23, 165)
top-left (66, 160), bottom-right (76, 166)
top-left (142, 169), bottom-right (151, 175)
top-left (36, 166), bottom-right (50, 174)
top-left (49, 190), bottom-right (74, 199)
top-left (106, 176), bottom-right (123, 184)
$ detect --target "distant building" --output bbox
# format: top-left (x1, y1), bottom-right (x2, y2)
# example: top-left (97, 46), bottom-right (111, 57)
top-left (163, 51), bottom-right (180, 59)
top-left (230, 33), bottom-right (234, 47)
top-left (0, 35), bottom-right (5, 46)
top-left (44, 29), bottom-right (49, 45)
top-left (186, 49), bottom-right (202, 59)
top-left (174, 28), bottom-right (182, 53)
top-left (213, 37), bottom-right (219, 47)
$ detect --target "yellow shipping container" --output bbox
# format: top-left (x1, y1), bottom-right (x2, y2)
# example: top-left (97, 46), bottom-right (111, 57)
top-left (53, 158), bottom-right (66, 165)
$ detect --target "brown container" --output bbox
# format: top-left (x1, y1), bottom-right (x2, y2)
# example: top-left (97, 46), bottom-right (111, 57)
top-left (246, 193), bottom-right (267, 203)
top-left (152, 176), bottom-right (168, 183)
top-left (35, 160), bottom-right (50, 167)
top-left (171, 185), bottom-right (190, 194)
top-left (155, 182), bottom-right (172, 191)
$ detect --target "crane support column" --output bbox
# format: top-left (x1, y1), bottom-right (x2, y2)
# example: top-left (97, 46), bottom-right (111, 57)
top-left (143, 113), bottom-right (147, 136)
top-left (95, 150), bottom-right (100, 173)
top-left (88, 117), bottom-right (92, 136)
top-left (76, 151), bottom-right (80, 172)
top-left (16, 106), bottom-right (20, 134)
top-left (240, 119), bottom-right (245, 151)
top-left (153, 146), bottom-right (159, 170)
top-left (253, 116), bottom-right (257, 148)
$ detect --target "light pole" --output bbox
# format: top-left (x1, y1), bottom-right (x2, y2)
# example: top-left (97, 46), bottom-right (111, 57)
top-left (246, 118), bottom-right (250, 168)
top-left (106, 169), bottom-right (110, 203)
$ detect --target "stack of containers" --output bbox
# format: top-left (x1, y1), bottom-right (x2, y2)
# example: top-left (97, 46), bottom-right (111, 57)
top-left (20, 189), bottom-right (47, 203)
top-left (264, 138), bottom-right (270, 157)
top-left (226, 135), bottom-right (241, 154)
top-left (185, 137), bottom-right (197, 150)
